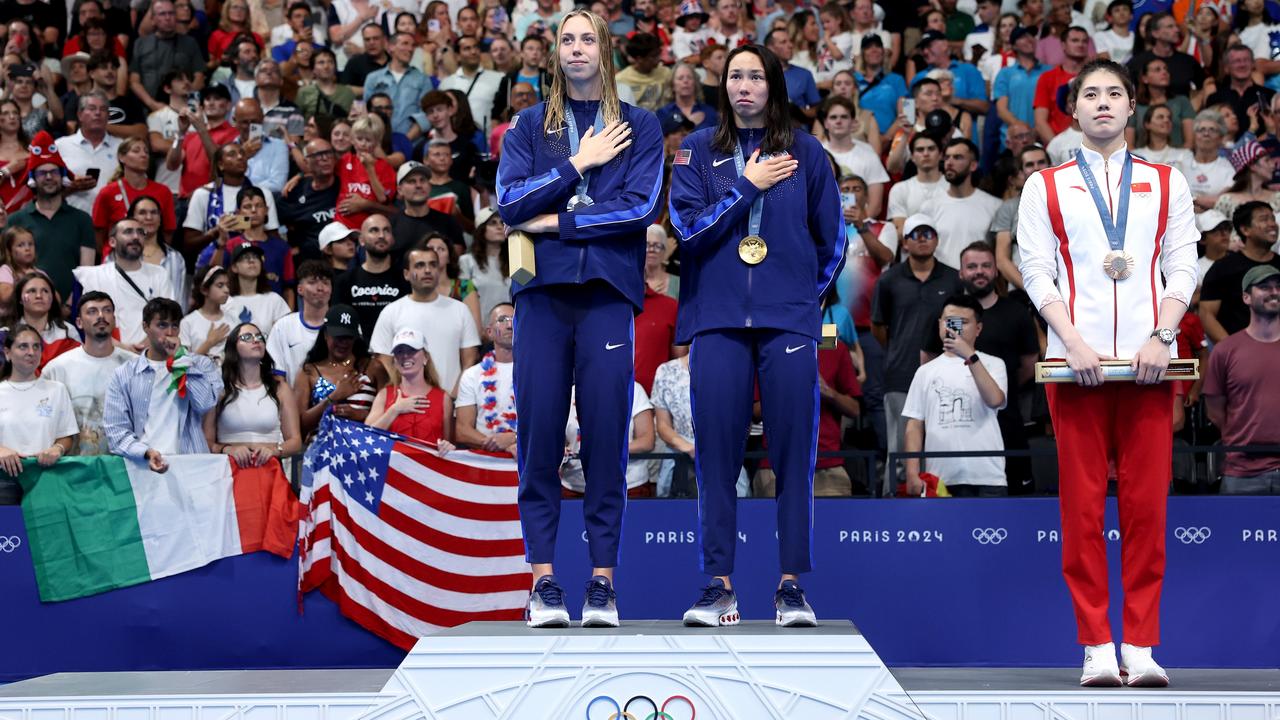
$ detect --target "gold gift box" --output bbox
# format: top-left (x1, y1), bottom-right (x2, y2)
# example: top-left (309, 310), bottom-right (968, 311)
top-left (508, 230), bottom-right (535, 285)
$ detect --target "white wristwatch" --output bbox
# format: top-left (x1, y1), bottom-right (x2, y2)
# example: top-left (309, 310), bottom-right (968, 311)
top-left (1150, 328), bottom-right (1176, 346)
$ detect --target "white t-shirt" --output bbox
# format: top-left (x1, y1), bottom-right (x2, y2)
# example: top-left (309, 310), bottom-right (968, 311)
top-left (438, 69), bottom-right (504, 134)
top-left (846, 220), bottom-right (899, 260)
top-left (55, 132), bottom-right (121, 215)
top-left (932, 190), bottom-right (1003, 270)
top-left (1240, 24), bottom-right (1280, 70)
top-left (561, 382), bottom-right (652, 492)
top-left (886, 175), bottom-right (946, 221)
top-left (369, 294), bottom-right (482, 394)
top-left (672, 26), bottom-right (711, 61)
top-left (223, 293), bottom-right (292, 337)
top-left (141, 357), bottom-right (184, 455)
top-left (455, 356), bottom-right (515, 433)
top-left (0, 377), bottom-right (79, 455)
top-left (901, 351), bottom-right (1008, 487)
top-left (1092, 28), bottom-right (1134, 65)
top-left (72, 263), bottom-right (176, 347)
top-left (42, 346), bottom-right (135, 456)
top-left (825, 139), bottom-right (890, 185)
top-left (147, 106), bottom-right (183, 194)
top-left (265, 311), bottom-right (323, 386)
top-left (1136, 145), bottom-right (1192, 168)
top-left (182, 181), bottom-right (281, 231)
top-left (180, 308), bottom-right (232, 364)
top-left (1181, 156), bottom-right (1236, 198)
top-left (1046, 128), bottom-right (1084, 165)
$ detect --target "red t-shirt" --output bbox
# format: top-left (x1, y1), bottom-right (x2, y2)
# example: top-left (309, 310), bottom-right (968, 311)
top-left (336, 152), bottom-right (397, 229)
top-left (634, 286), bottom-right (678, 393)
top-left (91, 179), bottom-right (177, 231)
top-left (64, 36), bottom-right (126, 58)
top-left (1033, 65), bottom-right (1078, 136)
top-left (179, 122), bottom-right (240, 198)
top-left (759, 340), bottom-right (862, 470)
top-left (208, 29), bottom-right (263, 63)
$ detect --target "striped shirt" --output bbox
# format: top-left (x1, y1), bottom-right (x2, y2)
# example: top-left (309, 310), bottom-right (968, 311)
top-left (104, 351), bottom-right (224, 459)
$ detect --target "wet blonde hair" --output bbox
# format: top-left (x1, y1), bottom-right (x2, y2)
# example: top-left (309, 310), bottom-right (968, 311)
top-left (543, 10), bottom-right (622, 135)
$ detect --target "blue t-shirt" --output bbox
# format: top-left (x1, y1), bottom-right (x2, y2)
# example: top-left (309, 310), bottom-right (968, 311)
top-left (856, 70), bottom-right (909, 133)
top-left (783, 64), bottom-right (821, 109)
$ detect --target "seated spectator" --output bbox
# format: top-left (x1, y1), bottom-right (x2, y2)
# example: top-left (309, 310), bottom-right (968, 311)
top-left (823, 71), bottom-right (880, 152)
top-left (655, 63), bottom-right (718, 138)
top-left (181, 266), bottom-right (233, 364)
top-left (644, 224), bottom-right (679, 300)
top-left (454, 303), bottom-right (516, 453)
top-left (389, 161), bottom-right (466, 263)
top-left (42, 291), bottom-right (135, 455)
top-left (765, 27), bottom-right (820, 117)
top-left (365, 328), bottom-right (455, 453)
top-left (0, 325), bottom-right (78, 501)
top-left (90, 136), bottom-right (177, 252)
top-left (1125, 12), bottom-right (1206, 101)
top-left (1187, 109), bottom-right (1236, 211)
top-left (204, 322), bottom-right (302, 466)
top-left (1201, 200), bottom-right (1280, 342)
top-left (318, 221), bottom-right (359, 274)
top-left (6, 63), bottom-right (60, 139)
top-left (0, 227), bottom-right (38, 315)
top-left (561, 381), bottom-right (655, 496)
top-left (104, 298), bottom-right (224, 472)
top-left (182, 143), bottom-right (282, 256)
top-left (425, 232), bottom-right (483, 335)
top-left (9, 273), bottom-right (80, 356)
top-left (266, 261), bottom-right (332, 386)
top-left (1204, 266), bottom-right (1280, 494)
top-left (755, 334), bottom-right (861, 498)
top-left (1126, 56), bottom-right (1194, 149)
top-left (6, 131), bottom-right (96, 302)
top-left (1093, 0), bottom-right (1135, 65)
top-left (335, 113), bottom-right (396, 230)
top-left (199, 186), bottom-right (296, 305)
top-left (1196, 210), bottom-right (1232, 285)
top-left (489, 81), bottom-right (539, 162)
top-left (371, 243), bottom-right (481, 394)
top-left (296, 304), bottom-right (380, 438)
top-left (903, 294), bottom-right (1008, 497)
top-left (295, 48), bottom-right (354, 120)
top-left (616, 33), bottom-right (672, 112)
top-left (73, 219), bottom-right (175, 350)
top-left (0, 99), bottom-right (32, 214)
top-left (222, 244), bottom-right (292, 336)
top-left (459, 208), bottom-right (512, 324)
top-left (1134, 104), bottom-right (1193, 167)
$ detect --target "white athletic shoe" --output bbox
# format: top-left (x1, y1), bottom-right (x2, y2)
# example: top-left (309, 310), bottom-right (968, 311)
top-left (1080, 642), bottom-right (1122, 687)
top-left (1120, 643), bottom-right (1170, 687)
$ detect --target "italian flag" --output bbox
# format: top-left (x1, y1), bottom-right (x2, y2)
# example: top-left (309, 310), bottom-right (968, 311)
top-left (19, 455), bottom-right (300, 602)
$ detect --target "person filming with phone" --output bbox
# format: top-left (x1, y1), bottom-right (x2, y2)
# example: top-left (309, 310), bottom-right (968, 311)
top-left (900, 293), bottom-right (1008, 498)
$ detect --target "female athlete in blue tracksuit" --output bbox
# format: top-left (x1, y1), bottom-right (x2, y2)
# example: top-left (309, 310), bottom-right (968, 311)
top-left (495, 9), bottom-right (664, 628)
top-left (668, 45), bottom-right (845, 626)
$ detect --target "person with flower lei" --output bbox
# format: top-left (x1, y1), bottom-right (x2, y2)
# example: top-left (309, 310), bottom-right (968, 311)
top-left (455, 302), bottom-right (517, 454)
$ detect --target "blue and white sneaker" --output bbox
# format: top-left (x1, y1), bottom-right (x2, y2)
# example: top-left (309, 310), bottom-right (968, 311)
top-left (526, 575), bottom-right (570, 628)
top-left (774, 579), bottom-right (817, 627)
top-left (682, 578), bottom-right (740, 626)
top-left (581, 575), bottom-right (620, 627)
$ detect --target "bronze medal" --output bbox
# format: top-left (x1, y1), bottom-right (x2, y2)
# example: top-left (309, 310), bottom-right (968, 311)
top-left (738, 235), bottom-right (767, 264)
top-left (1102, 250), bottom-right (1135, 280)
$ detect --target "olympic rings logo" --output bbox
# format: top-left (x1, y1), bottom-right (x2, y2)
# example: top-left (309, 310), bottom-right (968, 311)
top-left (0, 536), bottom-right (20, 553)
top-left (971, 528), bottom-right (1007, 545)
top-left (586, 695), bottom-right (694, 720)
top-left (1174, 527), bottom-right (1211, 544)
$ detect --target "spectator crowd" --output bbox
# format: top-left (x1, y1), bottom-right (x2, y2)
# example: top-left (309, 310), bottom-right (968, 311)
top-left (0, 0), bottom-right (1277, 505)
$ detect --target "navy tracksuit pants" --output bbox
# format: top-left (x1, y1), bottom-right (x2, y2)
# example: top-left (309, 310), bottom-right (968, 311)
top-left (690, 328), bottom-right (820, 577)
top-left (513, 282), bottom-right (635, 568)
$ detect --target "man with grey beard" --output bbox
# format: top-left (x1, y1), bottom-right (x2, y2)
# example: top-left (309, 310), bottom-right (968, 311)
top-left (73, 218), bottom-right (177, 349)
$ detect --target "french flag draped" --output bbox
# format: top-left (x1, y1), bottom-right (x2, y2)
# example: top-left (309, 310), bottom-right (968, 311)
top-left (298, 415), bottom-right (530, 648)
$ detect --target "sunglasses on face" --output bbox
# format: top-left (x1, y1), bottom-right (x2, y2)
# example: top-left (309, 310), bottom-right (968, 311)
top-left (238, 332), bottom-right (266, 343)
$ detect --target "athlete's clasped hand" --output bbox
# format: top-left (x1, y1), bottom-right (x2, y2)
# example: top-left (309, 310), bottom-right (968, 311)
top-left (570, 121), bottom-right (632, 175)
top-left (743, 149), bottom-right (798, 191)
top-left (1064, 338), bottom-right (1115, 387)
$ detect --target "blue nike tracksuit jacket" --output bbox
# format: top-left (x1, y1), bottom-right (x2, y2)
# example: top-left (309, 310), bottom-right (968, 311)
top-left (668, 126), bottom-right (845, 576)
top-left (496, 98), bottom-right (664, 568)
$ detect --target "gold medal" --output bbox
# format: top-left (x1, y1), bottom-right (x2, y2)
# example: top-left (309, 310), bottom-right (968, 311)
top-left (1102, 250), bottom-right (1135, 280)
top-left (738, 235), bottom-right (767, 264)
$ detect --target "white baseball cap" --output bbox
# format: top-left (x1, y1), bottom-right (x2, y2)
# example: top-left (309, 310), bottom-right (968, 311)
top-left (318, 221), bottom-right (359, 251)
top-left (903, 214), bottom-right (938, 238)
top-left (396, 161), bottom-right (430, 185)
top-left (391, 328), bottom-right (426, 352)
top-left (1195, 210), bottom-right (1230, 233)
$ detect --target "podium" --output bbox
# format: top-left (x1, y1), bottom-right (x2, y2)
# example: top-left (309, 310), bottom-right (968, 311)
top-left (387, 620), bottom-right (921, 719)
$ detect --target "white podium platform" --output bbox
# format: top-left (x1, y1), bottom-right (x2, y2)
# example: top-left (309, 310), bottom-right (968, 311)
top-left (2, 622), bottom-right (1279, 720)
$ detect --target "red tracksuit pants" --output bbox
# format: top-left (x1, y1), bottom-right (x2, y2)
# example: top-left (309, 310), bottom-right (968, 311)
top-left (1045, 381), bottom-right (1173, 647)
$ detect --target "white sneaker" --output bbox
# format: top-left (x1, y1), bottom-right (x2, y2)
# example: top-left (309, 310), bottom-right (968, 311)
top-left (1120, 643), bottom-right (1170, 687)
top-left (1081, 643), bottom-right (1122, 687)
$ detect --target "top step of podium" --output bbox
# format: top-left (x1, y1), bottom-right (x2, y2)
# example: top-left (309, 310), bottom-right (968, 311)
top-left (430, 619), bottom-right (860, 638)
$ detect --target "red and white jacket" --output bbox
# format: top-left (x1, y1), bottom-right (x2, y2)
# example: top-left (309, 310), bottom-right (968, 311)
top-left (1017, 144), bottom-right (1199, 360)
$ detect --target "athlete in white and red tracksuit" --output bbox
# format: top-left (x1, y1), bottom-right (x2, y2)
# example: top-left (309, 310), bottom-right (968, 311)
top-left (1017, 59), bottom-right (1198, 688)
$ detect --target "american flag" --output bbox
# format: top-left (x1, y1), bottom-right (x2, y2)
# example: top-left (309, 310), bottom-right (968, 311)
top-left (299, 415), bottom-right (531, 648)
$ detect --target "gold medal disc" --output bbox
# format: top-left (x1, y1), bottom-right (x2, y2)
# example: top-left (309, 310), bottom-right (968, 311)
top-left (738, 235), bottom-right (767, 264)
